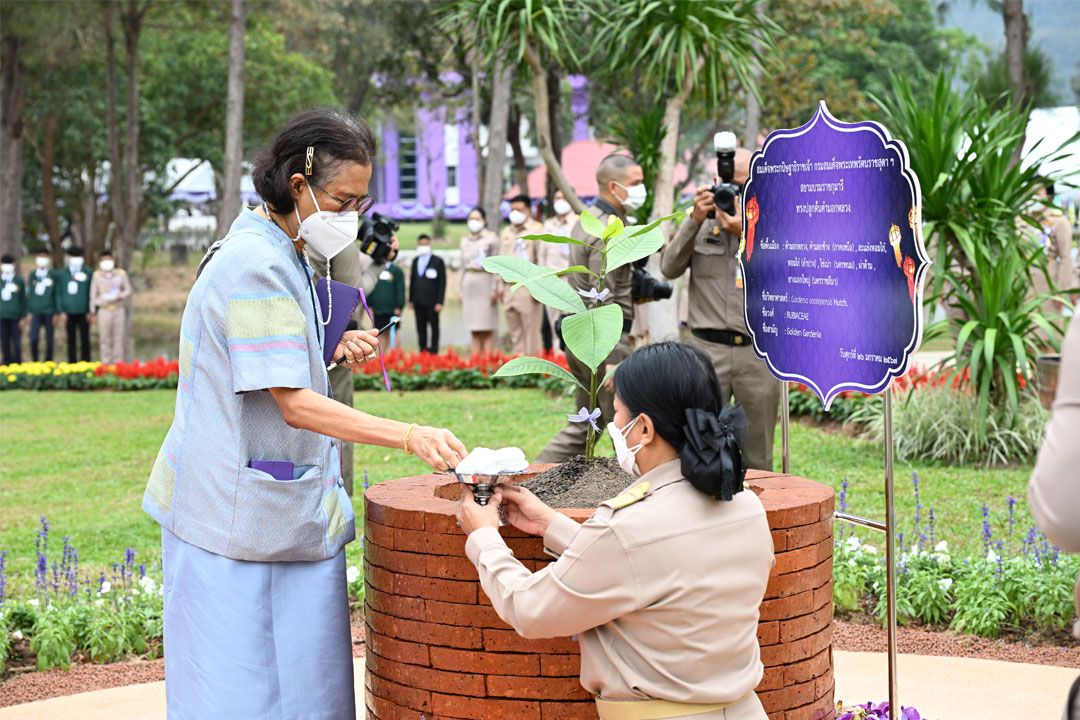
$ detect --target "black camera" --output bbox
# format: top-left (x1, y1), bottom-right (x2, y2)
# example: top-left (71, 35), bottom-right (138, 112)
top-left (358, 212), bottom-right (400, 263)
top-left (631, 266), bottom-right (674, 303)
top-left (709, 131), bottom-right (740, 218)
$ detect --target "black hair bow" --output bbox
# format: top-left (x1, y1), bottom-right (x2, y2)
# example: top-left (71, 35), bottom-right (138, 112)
top-left (680, 406), bottom-right (750, 501)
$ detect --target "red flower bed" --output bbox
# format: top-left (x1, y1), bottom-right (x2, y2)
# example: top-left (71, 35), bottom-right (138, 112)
top-left (355, 348), bottom-right (569, 376)
top-left (96, 357), bottom-right (180, 380)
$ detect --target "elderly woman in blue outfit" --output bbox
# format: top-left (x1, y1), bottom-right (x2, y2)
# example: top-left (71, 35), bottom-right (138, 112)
top-left (141, 109), bottom-right (468, 720)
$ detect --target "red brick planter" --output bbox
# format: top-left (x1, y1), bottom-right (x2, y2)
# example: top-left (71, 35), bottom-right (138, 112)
top-left (364, 467), bottom-right (835, 720)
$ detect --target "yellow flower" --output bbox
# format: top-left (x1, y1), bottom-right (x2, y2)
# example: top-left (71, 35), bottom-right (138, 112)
top-left (5, 374), bottom-right (14, 382)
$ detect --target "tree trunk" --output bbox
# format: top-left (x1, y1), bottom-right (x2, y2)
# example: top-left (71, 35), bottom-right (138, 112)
top-left (119, 1), bottom-right (146, 273)
top-left (545, 69), bottom-right (562, 207)
top-left (104, 3), bottom-right (125, 257)
top-left (647, 60), bottom-right (698, 344)
top-left (481, 51), bottom-right (513, 231)
top-left (217, 0), bottom-right (246, 239)
top-left (1003, 0), bottom-right (1027, 164)
top-left (508, 103), bottom-right (530, 198)
top-left (34, 116), bottom-right (64, 260)
top-left (522, 42), bottom-right (584, 213)
top-left (744, 1), bottom-right (762, 149)
top-left (0, 32), bottom-right (24, 260)
top-left (470, 48), bottom-right (486, 211)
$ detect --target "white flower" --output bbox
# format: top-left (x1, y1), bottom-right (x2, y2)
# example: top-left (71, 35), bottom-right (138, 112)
top-left (11, 630), bottom-right (24, 640)
top-left (27, 599), bottom-right (39, 608)
top-left (863, 544), bottom-right (878, 555)
top-left (94, 599), bottom-right (104, 607)
top-left (139, 576), bottom-right (157, 594)
top-left (986, 549), bottom-right (999, 563)
top-left (346, 566), bottom-right (360, 584)
top-left (844, 536), bottom-right (862, 551)
top-left (934, 540), bottom-right (949, 553)
top-left (938, 578), bottom-right (953, 591)
top-left (99, 580), bottom-right (112, 595)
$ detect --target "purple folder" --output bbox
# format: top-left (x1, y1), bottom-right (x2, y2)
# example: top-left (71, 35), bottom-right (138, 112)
top-left (249, 460), bottom-right (294, 480)
top-left (314, 277), bottom-right (363, 365)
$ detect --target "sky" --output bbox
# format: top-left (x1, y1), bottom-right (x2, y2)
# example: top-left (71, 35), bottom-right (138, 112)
top-left (942, 0), bottom-right (1080, 103)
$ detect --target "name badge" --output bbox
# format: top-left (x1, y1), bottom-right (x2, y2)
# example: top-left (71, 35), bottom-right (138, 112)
top-left (35, 283), bottom-right (48, 296)
top-left (3, 282), bottom-right (15, 293)
top-left (1, 289), bottom-right (11, 302)
top-left (425, 268), bottom-right (438, 280)
top-left (42, 277), bottom-right (53, 287)
top-left (68, 281), bottom-right (80, 295)
top-left (75, 272), bottom-right (87, 282)
top-left (379, 270), bottom-right (393, 281)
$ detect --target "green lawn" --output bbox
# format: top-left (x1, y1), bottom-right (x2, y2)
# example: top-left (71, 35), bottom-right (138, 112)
top-left (0, 388), bottom-right (1037, 589)
top-left (395, 221), bottom-right (470, 250)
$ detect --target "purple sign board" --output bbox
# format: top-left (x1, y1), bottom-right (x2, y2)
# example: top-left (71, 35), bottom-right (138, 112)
top-left (741, 103), bottom-right (930, 408)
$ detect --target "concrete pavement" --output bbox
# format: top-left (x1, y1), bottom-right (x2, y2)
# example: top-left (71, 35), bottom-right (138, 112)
top-left (2, 653), bottom-right (1075, 719)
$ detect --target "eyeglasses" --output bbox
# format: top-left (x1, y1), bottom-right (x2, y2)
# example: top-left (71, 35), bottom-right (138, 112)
top-left (310, 181), bottom-right (375, 215)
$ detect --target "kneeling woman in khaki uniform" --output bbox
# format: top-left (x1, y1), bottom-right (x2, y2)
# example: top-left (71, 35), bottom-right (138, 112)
top-left (459, 341), bottom-right (774, 720)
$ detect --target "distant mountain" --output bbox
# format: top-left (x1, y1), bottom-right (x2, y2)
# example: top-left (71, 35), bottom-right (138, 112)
top-left (941, 0), bottom-right (1079, 105)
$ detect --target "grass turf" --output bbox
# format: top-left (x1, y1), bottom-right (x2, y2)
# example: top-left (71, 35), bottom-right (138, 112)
top-left (0, 388), bottom-right (1036, 587)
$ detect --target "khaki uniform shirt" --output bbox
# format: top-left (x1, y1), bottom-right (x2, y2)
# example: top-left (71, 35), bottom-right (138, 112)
top-left (305, 243), bottom-right (382, 299)
top-left (1037, 209), bottom-right (1074, 292)
top-left (568, 203), bottom-right (634, 323)
top-left (1029, 313), bottom-right (1080, 637)
top-left (89, 268), bottom-right (132, 312)
top-left (498, 219), bottom-right (544, 307)
top-left (538, 213), bottom-right (579, 274)
top-left (466, 460), bottom-right (774, 706)
top-left (661, 216), bottom-right (746, 332)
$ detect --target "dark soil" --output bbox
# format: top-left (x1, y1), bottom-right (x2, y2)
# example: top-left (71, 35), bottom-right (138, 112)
top-left (523, 455), bottom-right (633, 508)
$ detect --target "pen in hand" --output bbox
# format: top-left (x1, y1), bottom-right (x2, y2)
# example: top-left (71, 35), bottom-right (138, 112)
top-left (327, 316), bottom-right (399, 370)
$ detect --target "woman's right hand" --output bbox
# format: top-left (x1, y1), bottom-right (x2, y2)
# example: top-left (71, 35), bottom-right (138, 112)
top-left (408, 425), bottom-right (468, 472)
top-left (498, 485), bottom-right (557, 537)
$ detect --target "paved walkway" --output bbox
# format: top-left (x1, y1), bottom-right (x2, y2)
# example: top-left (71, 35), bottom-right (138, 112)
top-left (2, 652), bottom-right (1075, 719)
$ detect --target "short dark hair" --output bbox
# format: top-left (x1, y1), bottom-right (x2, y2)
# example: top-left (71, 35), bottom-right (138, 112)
top-left (252, 108), bottom-right (377, 214)
top-left (1, 254), bottom-right (14, 264)
top-left (34, 247), bottom-right (50, 255)
top-left (615, 341), bottom-right (746, 500)
top-left (417, 234), bottom-right (432, 243)
top-left (67, 247), bottom-right (84, 257)
top-left (469, 206), bottom-right (487, 220)
top-left (509, 194), bottom-right (531, 207)
top-left (597, 153), bottom-right (639, 188)
top-left (99, 250), bottom-right (114, 258)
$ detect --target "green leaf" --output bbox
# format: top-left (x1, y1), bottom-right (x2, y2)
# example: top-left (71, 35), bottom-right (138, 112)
top-left (605, 210), bottom-right (684, 273)
top-left (521, 232), bottom-right (587, 247)
top-left (492, 356), bottom-right (584, 391)
top-left (983, 328), bottom-right (997, 373)
top-left (601, 362), bottom-right (621, 387)
top-left (483, 255), bottom-right (587, 315)
top-left (580, 210), bottom-right (605, 239)
top-left (602, 216), bottom-right (625, 241)
top-left (561, 304), bottom-right (623, 373)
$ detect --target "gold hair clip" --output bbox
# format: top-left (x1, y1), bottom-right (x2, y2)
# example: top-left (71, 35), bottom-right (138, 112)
top-left (305, 146), bottom-right (314, 176)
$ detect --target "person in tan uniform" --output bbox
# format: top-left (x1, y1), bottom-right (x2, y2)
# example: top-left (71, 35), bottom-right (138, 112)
top-left (1029, 180), bottom-right (1075, 315)
top-left (661, 149), bottom-right (780, 471)
top-left (498, 194), bottom-right (544, 356)
top-left (90, 251), bottom-right (132, 365)
top-left (308, 234), bottom-right (397, 496)
top-left (459, 342), bottom-right (772, 720)
top-left (538, 190), bottom-right (578, 337)
top-left (461, 206), bottom-right (501, 357)
top-left (537, 154), bottom-right (646, 463)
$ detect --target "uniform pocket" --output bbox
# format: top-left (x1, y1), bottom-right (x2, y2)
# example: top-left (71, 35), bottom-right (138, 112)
top-left (692, 238), bottom-right (728, 278)
top-left (229, 464), bottom-right (327, 561)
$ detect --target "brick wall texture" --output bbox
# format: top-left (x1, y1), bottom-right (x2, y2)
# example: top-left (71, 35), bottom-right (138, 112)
top-left (364, 468), bottom-right (835, 720)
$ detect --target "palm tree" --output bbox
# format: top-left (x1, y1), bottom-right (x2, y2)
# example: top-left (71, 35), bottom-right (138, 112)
top-left (593, 0), bottom-right (776, 218)
top-left (439, 0), bottom-right (591, 213)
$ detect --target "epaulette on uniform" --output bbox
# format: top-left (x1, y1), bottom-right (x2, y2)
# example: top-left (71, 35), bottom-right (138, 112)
top-left (601, 481), bottom-right (651, 512)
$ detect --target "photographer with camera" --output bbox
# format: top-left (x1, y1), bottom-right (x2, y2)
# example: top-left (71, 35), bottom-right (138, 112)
top-left (660, 133), bottom-right (780, 471)
top-left (307, 210), bottom-right (399, 495)
top-left (537, 154), bottom-right (646, 463)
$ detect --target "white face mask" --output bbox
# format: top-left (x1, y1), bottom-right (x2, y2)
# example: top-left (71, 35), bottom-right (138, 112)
top-left (1, 264), bottom-right (14, 275)
top-left (99, 259), bottom-right (115, 272)
top-left (467, 218), bottom-right (485, 234)
top-left (68, 257), bottom-right (84, 270)
top-left (553, 199), bottom-right (572, 217)
top-left (508, 210), bottom-right (528, 227)
top-left (35, 257), bottom-right (50, 269)
top-left (416, 245), bottom-right (432, 256)
top-left (294, 182), bottom-right (360, 261)
top-left (615, 182), bottom-right (647, 212)
top-left (608, 415), bottom-right (643, 477)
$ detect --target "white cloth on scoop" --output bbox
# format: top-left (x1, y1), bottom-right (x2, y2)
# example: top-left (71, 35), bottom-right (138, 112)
top-left (456, 447), bottom-right (529, 475)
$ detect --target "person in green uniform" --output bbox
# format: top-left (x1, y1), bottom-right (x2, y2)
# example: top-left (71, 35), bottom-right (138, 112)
top-left (26, 248), bottom-right (59, 362)
top-left (1, 254), bottom-right (26, 364)
top-left (370, 259), bottom-right (405, 354)
top-left (58, 247), bottom-right (93, 363)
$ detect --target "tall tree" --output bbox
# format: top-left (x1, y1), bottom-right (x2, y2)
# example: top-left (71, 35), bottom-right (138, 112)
top-left (481, 53), bottom-right (514, 229)
top-left (1002, 0), bottom-right (1026, 113)
top-left (217, 0), bottom-right (247, 237)
top-left (0, 31), bottom-right (23, 259)
top-left (440, 0), bottom-right (590, 213)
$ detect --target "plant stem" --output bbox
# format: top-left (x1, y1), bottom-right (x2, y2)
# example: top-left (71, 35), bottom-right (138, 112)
top-left (586, 369), bottom-right (598, 460)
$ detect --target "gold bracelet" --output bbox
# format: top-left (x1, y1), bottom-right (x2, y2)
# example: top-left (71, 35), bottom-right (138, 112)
top-left (403, 424), bottom-right (417, 455)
